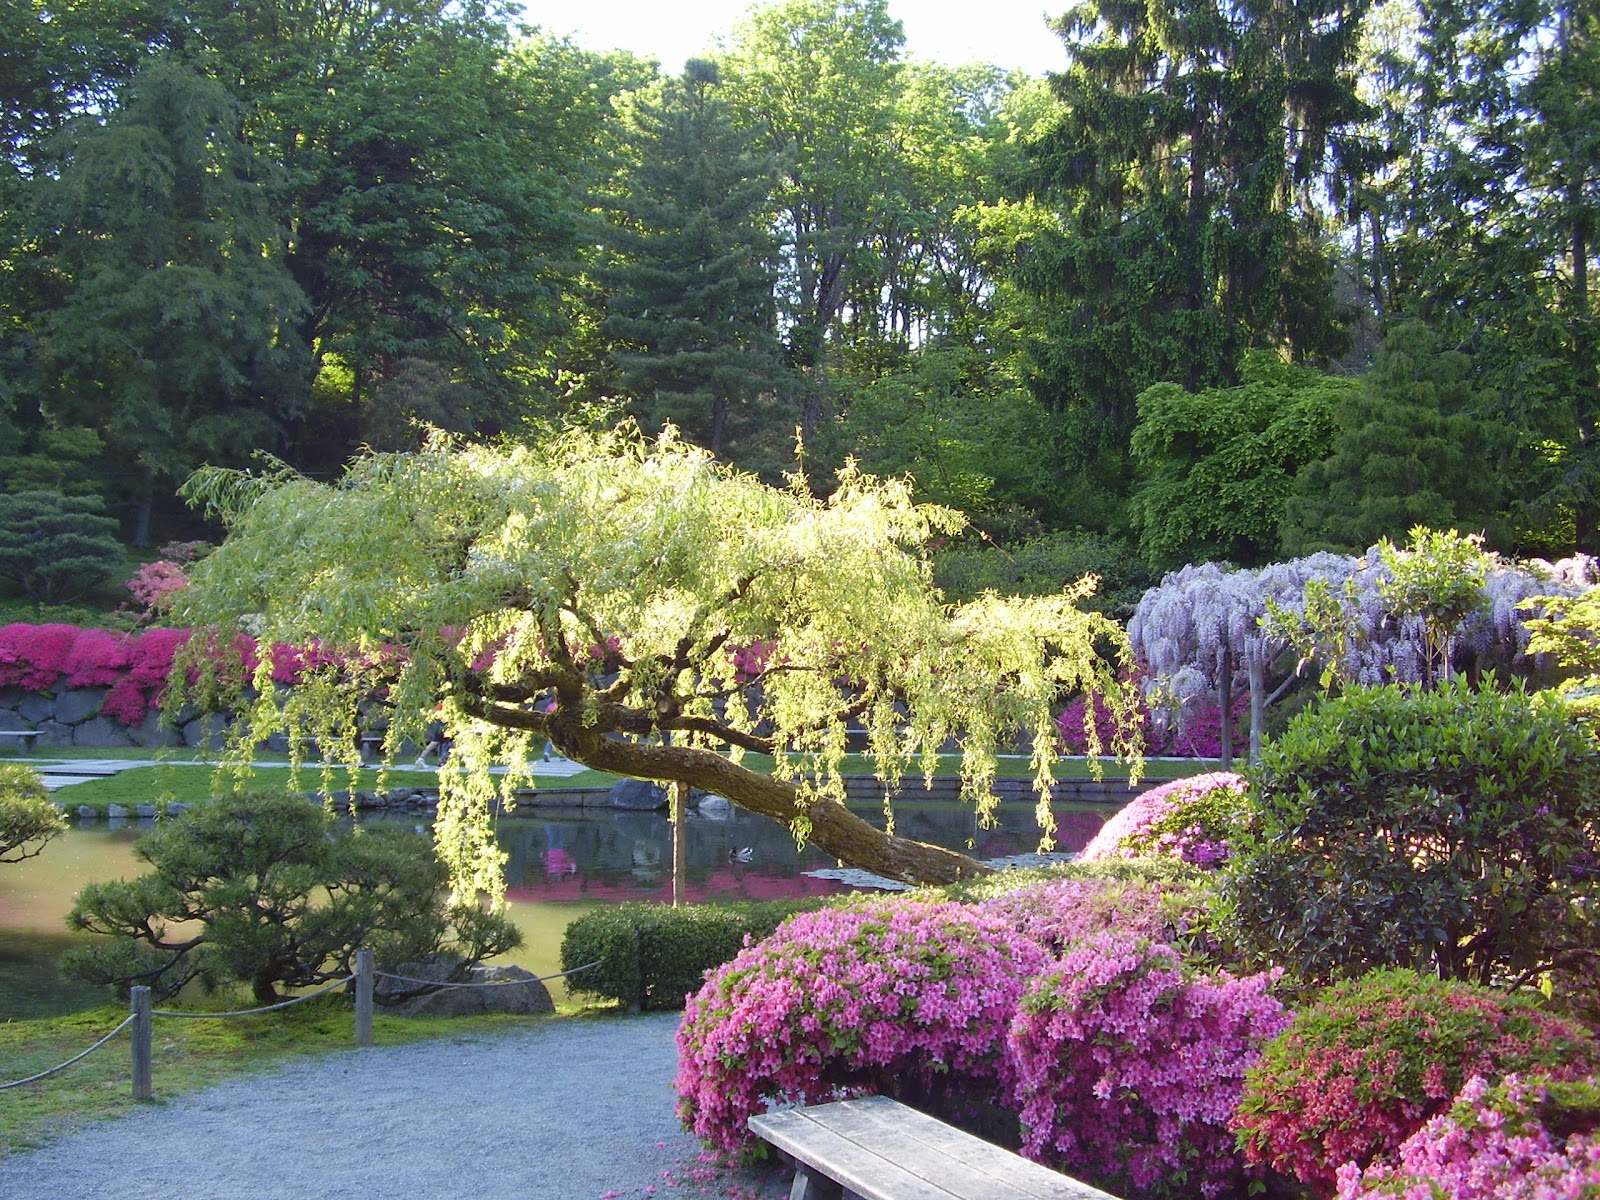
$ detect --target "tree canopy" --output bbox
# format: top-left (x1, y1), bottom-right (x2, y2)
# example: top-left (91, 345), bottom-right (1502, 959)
top-left (172, 426), bottom-right (1139, 895)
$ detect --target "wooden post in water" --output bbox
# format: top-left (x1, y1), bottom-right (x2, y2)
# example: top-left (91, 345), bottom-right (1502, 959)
top-left (130, 986), bottom-right (152, 1101)
top-left (354, 949), bottom-right (374, 1047)
top-left (671, 780), bottom-right (688, 909)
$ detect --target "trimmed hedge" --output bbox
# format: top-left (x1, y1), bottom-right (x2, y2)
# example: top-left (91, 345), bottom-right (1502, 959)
top-left (559, 898), bottom-right (835, 1011)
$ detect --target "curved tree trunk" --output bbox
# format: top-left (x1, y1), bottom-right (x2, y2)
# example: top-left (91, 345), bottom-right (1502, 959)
top-left (568, 730), bottom-right (994, 886)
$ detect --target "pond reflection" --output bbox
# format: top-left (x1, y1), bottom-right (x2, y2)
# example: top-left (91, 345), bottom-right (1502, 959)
top-left (0, 798), bottom-right (1111, 1020)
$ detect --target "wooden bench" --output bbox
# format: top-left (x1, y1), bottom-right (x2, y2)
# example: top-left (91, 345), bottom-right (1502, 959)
top-left (0, 729), bottom-right (40, 754)
top-left (747, 1095), bottom-right (1119, 1200)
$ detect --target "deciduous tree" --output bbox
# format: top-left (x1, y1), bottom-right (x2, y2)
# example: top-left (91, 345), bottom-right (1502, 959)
top-left (172, 427), bottom-right (1140, 895)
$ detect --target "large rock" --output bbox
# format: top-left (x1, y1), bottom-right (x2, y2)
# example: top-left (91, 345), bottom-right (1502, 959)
top-left (376, 961), bottom-right (554, 1018)
top-left (54, 688), bottom-right (107, 725)
top-left (133, 709), bottom-right (184, 749)
top-left (183, 713), bottom-right (228, 749)
top-left (16, 692), bottom-right (54, 724)
top-left (73, 716), bottom-right (133, 747)
top-left (34, 719), bottom-right (72, 747)
top-left (609, 778), bottom-right (667, 811)
top-left (694, 794), bottom-right (733, 819)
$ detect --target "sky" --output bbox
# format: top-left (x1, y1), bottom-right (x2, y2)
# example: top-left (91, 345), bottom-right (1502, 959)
top-left (516, 1), bottom-right (1069, 78)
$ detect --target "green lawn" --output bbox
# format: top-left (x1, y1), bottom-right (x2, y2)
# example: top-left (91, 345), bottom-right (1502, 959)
top-left (20, 745), bottom-right (1217, 813)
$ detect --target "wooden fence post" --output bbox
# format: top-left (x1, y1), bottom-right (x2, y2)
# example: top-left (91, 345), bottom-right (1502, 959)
top-left (130, 986), bottom-right (152, 1101)
top-left (354, 949), bottom-right (374, 1047)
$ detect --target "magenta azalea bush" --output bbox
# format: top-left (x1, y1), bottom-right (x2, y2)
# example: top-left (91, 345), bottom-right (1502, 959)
top-left (1334, 1074), bottom-right (1600, 1200)
top-left (673, 900), bottom-right (1050, 1152)
top-left (1007, 933), bottom-right (1289, 1198)
top-left (977, 871), bottom-right (1210, 955)
top-left (1234, 970), bottom-right (1600, 1193)
top-left (1057, 689), bottom-right (1246, 758)
top-left (1076, 772), bottom-right (1249, 868)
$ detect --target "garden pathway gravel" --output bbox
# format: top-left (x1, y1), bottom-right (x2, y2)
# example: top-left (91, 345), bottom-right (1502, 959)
top-left (0, 1011), bottom-right (786, 1200)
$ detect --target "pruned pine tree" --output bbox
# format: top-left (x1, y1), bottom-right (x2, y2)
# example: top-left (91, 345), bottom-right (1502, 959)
top-left (171, 428), bottom-right (1140, 898)
top-left (603, 59), bottom-right (786, 458)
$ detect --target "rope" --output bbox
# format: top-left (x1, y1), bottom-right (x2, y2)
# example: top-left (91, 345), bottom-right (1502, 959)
top-left (0, 1014), bottom-right (135, 1090)
top-left (373, 960), bottom-right (601, 989)
top-left (152, 974), bottom-right (356, 1018)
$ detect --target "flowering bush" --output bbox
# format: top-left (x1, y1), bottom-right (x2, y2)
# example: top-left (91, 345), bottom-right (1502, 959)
top-left (0, 623), bottom-right (82, 690)
top-left (977, 868), bottom-right (1212, 955)
top-left (1334, 1074), bottom-right (1600, 1200)
top-left (126, 559), bottom-right (190, 613)
top-left (1057, 688), bottom-right (1247, 758)
top-left (674, 900), bottom-right (1049, 1152)
top-left (61, 627), bottom-right (135, 687)
top-left (1234, 970), bottom-right (1600, 1193)
top-left (1007, 933), bottom-right (1289, 1198)
top-left (1076, 772), bottom-right (1249, 868)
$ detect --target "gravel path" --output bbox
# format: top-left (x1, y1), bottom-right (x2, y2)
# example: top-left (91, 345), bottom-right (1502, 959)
top-left (0, 1012), bottom-right (786, 1200)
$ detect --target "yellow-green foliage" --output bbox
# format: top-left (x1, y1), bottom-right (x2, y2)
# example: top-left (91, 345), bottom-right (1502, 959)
top-left (170, 427), bottom-right (1140, 898)
top-left (0, 763), bottom-right (63, 863)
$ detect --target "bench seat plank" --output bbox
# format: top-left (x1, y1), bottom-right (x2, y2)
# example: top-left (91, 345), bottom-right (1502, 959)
top-left (749, 1096), bottom-right (1119, 1200)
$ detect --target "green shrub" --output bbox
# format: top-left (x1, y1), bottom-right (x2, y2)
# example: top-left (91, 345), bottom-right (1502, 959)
top-left (559, 898), bottom-right (834, 1011)
top-left (0, 489), bottom-right (125, 604)
top-left (64, 790), bottom-right (521, 1003)
top-left (1217, 681), bottom-right (1600, 985)
top-left (0, 763), bottom-right (63, 863)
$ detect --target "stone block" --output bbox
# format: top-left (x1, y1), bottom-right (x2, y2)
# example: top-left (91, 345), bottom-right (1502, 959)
top-left (73, 716), bottom-right (134, 747)
top-left (35, 720), bottom-right (72, 747)
top-left (54, 688), bottom-right (107, 725)
top-left (183, 713), bottom-right (229, 749)
top-left (16, 692), bottom-right (53, 723)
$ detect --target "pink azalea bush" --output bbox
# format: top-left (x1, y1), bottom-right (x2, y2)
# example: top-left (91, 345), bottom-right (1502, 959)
top-left (1076, 772), bottom-right (1249, 868)
top-left (1006, 933), bottom-right (1289, 1199)
top-left (977, 871), bottom-right (1210, 955)
top-left (1057, 689), bottom-right (1247, 758)
top-left (1234, 970), bottom-right (1600, 1194)
top-left (125, 559), bottom-right (190, 613)
top-left (1334, 1074), bottom-right (1600, 1200)
top-left (0, 623), bottom-right (83, 690)
top-left (674, 900), bottom-right (1050, 1152)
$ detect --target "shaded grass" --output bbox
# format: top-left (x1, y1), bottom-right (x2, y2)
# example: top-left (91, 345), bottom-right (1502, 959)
top-left (0, 995), bottom-right (605, 1157)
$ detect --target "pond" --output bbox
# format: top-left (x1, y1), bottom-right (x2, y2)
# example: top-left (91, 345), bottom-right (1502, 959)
top-left (0, 797), bottom-right (1114, 1021)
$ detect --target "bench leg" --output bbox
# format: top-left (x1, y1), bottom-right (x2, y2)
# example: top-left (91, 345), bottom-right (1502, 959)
top-left (789, 1165), bottom-right (843, 1200)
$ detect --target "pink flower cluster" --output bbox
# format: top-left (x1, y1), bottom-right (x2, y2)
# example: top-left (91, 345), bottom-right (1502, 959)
top-left (0, 622), bottom-right (386, 726)
top-left (1057, 690), bottom-right (1247, 758)
top-left (0, 624), bottom-right (195, 724)
top-left (1234, 971), bottom-right (1600, 1193)
top-left (1076, 772), bottom-right (1248, 868)
top-left (126, 560), bottom-right (190, 613)
top-left (1008, 933), bottom-right (1289, 1199)
top-left (673, 900), bottom-right (1050, 1152)
top-left (978, 874), bottom-right (1203, 955)
top-left (1336, 1075), bottom-right (1600, 1200)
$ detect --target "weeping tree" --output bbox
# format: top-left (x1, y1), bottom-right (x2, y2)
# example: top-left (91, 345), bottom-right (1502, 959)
top-left (170, 427), bottom-right (1139, 896)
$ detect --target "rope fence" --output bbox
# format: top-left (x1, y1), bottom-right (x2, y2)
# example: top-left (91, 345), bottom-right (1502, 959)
top-left (2, 952), bottom-right (605, 1102)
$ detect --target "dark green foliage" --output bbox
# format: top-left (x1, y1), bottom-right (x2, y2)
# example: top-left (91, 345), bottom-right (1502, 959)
top-left (0, 489), bottom-right (125, 604)
top-left (0, 763), bottom-right (63, 863)
top-left (1128, 356), bottom-right (1350, 568)
top-left (1218, 682), bottom-right (1600, 985)
top-left (559, 899), bottom-right (833, 1011)
top-left (931, 529), bottom-right (1154, 617)
top-left (603, 59), bottom-right (786, 458)
top-left (1282, 321), bottom-right (1515, 555)
top-left (63, 791), bottom-right (521, 1004)
top-left (1003, 0), bottom-right (1364, 500)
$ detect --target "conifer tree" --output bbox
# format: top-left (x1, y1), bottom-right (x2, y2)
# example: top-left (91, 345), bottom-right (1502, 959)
top-left (603, 60), bottom-right (786, 458)
top-left (1281, 320), bottom-right (1514, 555)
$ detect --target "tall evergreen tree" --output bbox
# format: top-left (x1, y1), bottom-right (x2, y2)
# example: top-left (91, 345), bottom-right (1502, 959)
top-left (992, 0), bottom-right (1368, 527)
top-left (1281, 320), bottom-right (1514, 554)
top-left (23, 59), bottom-right (309, 544)
top-left (1370, 0), bottom-right (1600, 549)
top-left (602, 59), bottom-right (786, 459)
